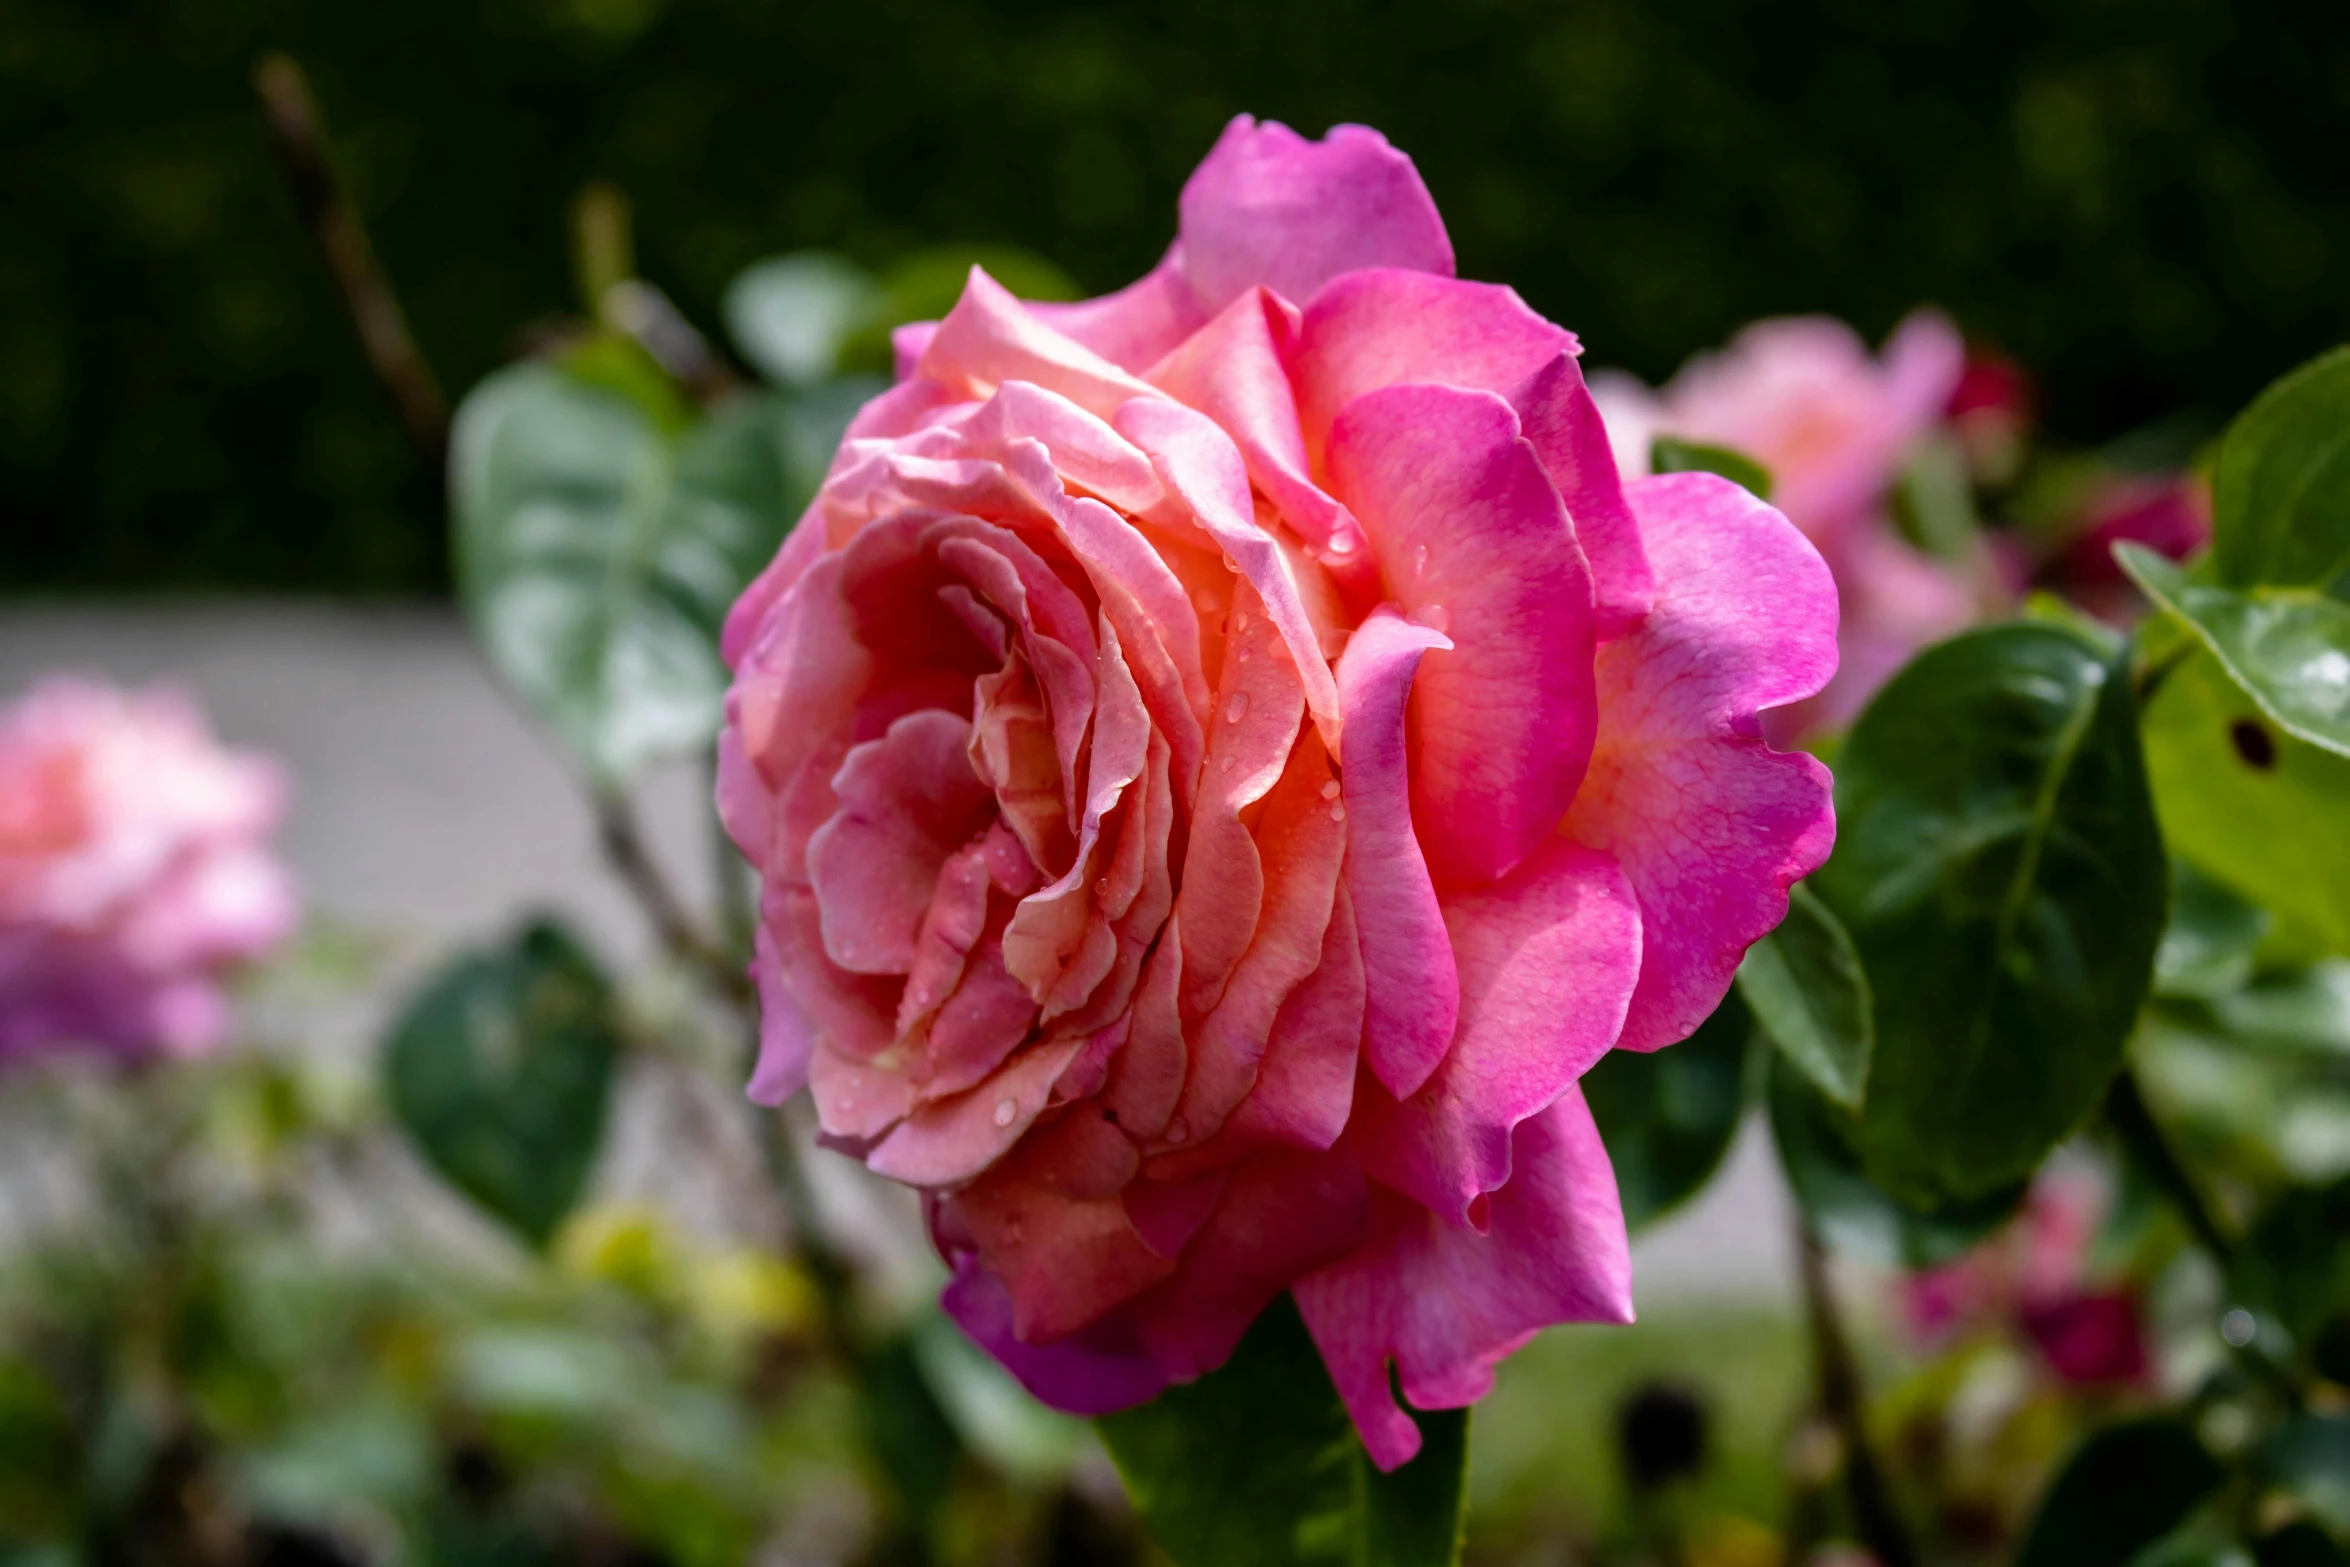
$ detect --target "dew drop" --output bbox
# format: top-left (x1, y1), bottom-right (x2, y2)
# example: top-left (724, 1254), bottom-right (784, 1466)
top-left (1219, 755), bottom-right (1236, 773)
top-left (993, 1097), bottom-right (1019, 1127)
top-left (1232, 609), bottom-right (1249, 633)
top-left (1094, 876), bottom-right (1109, 897)
top-left (1320, 780), bottom-right (1342, 800)
top-left (1237, 647), bottom-right (1251, 663)
top-left (1419, 603), bottom-right (1451, 634)
top-left (1413, 544), bottom-right (1431, 578)
top-left (1193, 587), bottom-right (1218, 610)
top-left (1165, 1117), bottom-right (1190, 1145)
top-left (1329, 804), bottom-right (1347, 823)
top-left (1222, 552), bottom-right (1239, 571)
top-left (1327, 532), bottom-right (1356, 556)
top-left (1225, 692), bottom-right (1250, 723)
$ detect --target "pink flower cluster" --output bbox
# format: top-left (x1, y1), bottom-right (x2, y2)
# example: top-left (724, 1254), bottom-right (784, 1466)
top-left (719, 118), bottom-right (1838, 1464)
top-left (0, 679), bottom-right (296, 1062)
top-left (1593, 312), bottom-right (1988, 733)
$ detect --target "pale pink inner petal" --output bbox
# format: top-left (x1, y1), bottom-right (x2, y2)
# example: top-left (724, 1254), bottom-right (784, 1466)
top-left (806, 711), bottom-right (997, 975)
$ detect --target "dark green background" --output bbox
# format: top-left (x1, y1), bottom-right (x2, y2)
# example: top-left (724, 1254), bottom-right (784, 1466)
top-left (7, 0), bottom-right (2346, 593)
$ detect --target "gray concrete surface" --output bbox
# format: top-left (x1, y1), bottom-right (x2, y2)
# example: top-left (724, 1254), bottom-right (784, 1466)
top-left (0, 600), bottom-right (1795, 1305)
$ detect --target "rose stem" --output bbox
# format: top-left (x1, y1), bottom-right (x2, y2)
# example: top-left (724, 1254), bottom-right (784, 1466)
top-left (1796, 1219), bottom-right (1920, 1567)
top-left (252, 53), bottom-right (449, 470)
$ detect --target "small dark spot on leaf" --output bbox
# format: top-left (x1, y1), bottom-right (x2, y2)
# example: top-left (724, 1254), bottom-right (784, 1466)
top-left (2230, 719), bottom-right (2277, 771)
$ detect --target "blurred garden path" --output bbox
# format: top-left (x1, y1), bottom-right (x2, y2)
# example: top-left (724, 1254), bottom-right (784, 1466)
top-left (0, 601), bottom-right (1796, 1306)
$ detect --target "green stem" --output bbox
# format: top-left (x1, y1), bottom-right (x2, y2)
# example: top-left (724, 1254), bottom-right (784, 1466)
top-left (1796, 1220), bottom-right (1919, 1567)
top-left (591, 788), bottom-right (749, 1004)
top-left (2107, 1066), bottom-right (2234, 1264)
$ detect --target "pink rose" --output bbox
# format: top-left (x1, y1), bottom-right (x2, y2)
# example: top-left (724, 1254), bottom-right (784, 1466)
top-left (0, 678), bottom-right (297, 1061)
top-left (1594, 312), bottom-right (1983, 734)
top-left (2045, 473), bottom-right (2212, 624)
top-left (719, 116), bottom-right (1837, 1467)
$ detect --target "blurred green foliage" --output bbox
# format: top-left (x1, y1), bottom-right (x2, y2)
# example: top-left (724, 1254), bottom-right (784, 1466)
top-left (3, 0), bottom-right (2347, 592)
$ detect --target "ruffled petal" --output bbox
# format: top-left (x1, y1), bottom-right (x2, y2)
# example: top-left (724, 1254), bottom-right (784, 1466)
top-left (1348, 838), bottom-right (1640, 1225)
top-left (805, 711), bottom-right (996, 974)
top-left (1177, 116), bottom-right (1453, 315)
top-left (917, 269), bottom-right (1160, 423)
top-left (867, 1035), bottom-right (1085, 1187)
top-left (1296, 1090), bottom-right (1632, 1471)
top-left (1028, 249), bottom-right (1208, 375)
top-left (1563, 473), bottom-right (1839, 1053)
top-left (1332, 608), bottom-right (1457, 1099)
top-left (1326, 383), bottom-right (1597, 885)
top-left (940, 1259), bottom-right (1169, 1416)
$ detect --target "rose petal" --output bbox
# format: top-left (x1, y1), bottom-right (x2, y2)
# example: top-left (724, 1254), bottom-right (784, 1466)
top-left (1348, 838), bottom-right (1641, 1225)
top-left (1297, 1090), bottom-right (1632, 1470)
top-left (806, 711), bottom-right (997, 974)
top-left (1177, 116), bottom-right (1453, 315)
top-left (941, 1259), bottom-right (1168, 1416)
top-left (1564, 473), bottom-right (1838, 1053)
top-left (1326, 383), bottom-right (1598, 885)
top-left (1332, 608), bottom-right (1457, 1100)
top-left (867, 1035), bottom-right (1085, 1187)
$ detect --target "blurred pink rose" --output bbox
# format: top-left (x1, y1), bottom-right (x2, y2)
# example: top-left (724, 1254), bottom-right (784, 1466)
top-left (1896, 1166), bottom-right (2147, 1387)
top-left (0, 679), bottom-right (296, 1061)
top-left (720, 116), bottom-right (1838, 1466)
top-left (2045, 473), bottom-right (2212, 624)
top-left (1594, 312), bottom-right (1983, 734)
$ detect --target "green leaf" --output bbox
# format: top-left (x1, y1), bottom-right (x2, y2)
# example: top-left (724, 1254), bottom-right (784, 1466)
top-left (383, 919), bottom-right (621, 1247)
top-left (1649, 436), bottom-right (1773, 500)
top-left (1736, 882), bottom-right (1873, 1110)
top-left (2232, 1177), bottom-right (2350, 1366)
top-left (723, 252), bottom-right (884, 388)
top-left (2119, 545), bottom-right (2350, 758)
top-left (1811, 623), bottom-right (2167, 1203)
top-left (2128, 1533), bottom-right (2256, 1567)
top-left (1584, 985), bottom-right (1751, 1230)
top-left (2156, 858), bottom-right (2273, 1000)
top-left (450, 364), bottom-right (817, 783)
top-left (1766, 1050), bottom-right (2023, 1266)
top-left (2210, 344), bottom-right (2350, 592)
top-left (2016, 1419), bottom-right (2225, 1567)
top-left (2261, 1416), bottom-right (2350, 1535)
top-left (1098, 1295), bottom-right (1467, 1567)
top-left (837, 243), bottom-right (1082, 376)
top-left (2142, 646), bottom-right (2350, 955)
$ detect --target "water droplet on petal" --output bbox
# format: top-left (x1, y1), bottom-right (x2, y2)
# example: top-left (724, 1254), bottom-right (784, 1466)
top-left (1219, 755), bottom-right (1236, 773)
top-left (1237, 647), bottom-right (1251, 663)
top-left (1327, 532), bottom-right (1356, 556)
top-left (1413, 544), bottom-right (1431, 578)
top-left (1320, 780), bottom-right (1342, 800)
top-left (1329, 804), bottom-right (1347, 823)
top-left (1225, 692), bottom-right (1249, 723)
top-left (1222, 552), bottom-right (1239, 572)
top-left (993, 1097), bottom-right (1019, 1127)
top-left (1094, 876), bottom-right (1109, 897)
top-left (1232, 609), bottom-right (1249, 633)
top-left (1166, 1117), bottom-right (1190, 1144)
top-left (1419, 603), bottom-right (1451, 634)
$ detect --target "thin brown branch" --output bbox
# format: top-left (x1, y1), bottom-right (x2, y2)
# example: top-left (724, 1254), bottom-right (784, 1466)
top-left (1797, 1221), bottom-right (1919, 1567)
top-left (253, 53), bottom-right (449, 469)
top-left (592, 789), bottom-right (751, 1006)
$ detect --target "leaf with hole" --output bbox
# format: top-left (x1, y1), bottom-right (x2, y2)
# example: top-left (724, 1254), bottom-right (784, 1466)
top-left (1737, 882), bottom-right (1873, 1110)
top-left (2119, 545), bottom-right (2350, 758)
top-left (383, 919), bottom-right (621, 1248)
top-left (1810, 623), bottom-right (2167, 1203)
top-left (1098, 1295), bottom-right (1467, 1567)
top-left (1585, 985), bottom-right (1752, 1230)
top-left (2142, 647), bottom-right (2350, 956)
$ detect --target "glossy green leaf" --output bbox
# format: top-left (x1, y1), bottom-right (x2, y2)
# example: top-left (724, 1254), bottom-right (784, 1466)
top-left (1649, 436), bottom-right (1773, 500)
top-left (383, 920), bottom-right (621, 1247)
top-left (1098, 1295), bottom-right (1467, 1567)
top-left (1585, 985), bottom-right (1752, 1230)
top-left (451, 364), bottom-right (822, 783)
top-left (1811, 623), bottom-right (2167, 1203)
top-left (2210, 344), bottom-right (2350, 592)
top-left (1766, 1051), bottom-right (2023, 1267)
top-left (2119, 545), bottom-right (2350, 758)
top-left (723, 252), bottom-right (884, 387)
top-left (2016, 1420), bottom-right (2225, 1567)
top-left (1736, 882), bottom-right (1873, 1109)
top-left (2142, 647), bottom-right (2350, 955)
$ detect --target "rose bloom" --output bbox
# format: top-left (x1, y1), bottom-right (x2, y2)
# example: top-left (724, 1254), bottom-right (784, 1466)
top-left (719, 117), bottom-right (1837, 1465)
top-left (0, 678), bottom-right (296, 1061)
top-left (2044, 472), bottom-right (2212, 625)
top-left (1593, 312), bottom-right (1984, 735)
